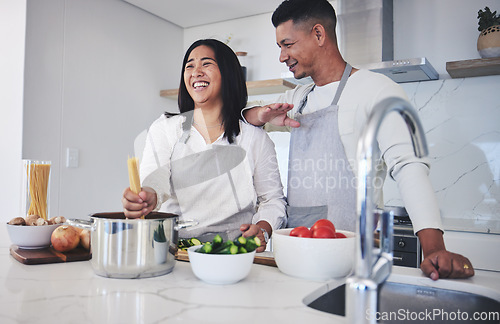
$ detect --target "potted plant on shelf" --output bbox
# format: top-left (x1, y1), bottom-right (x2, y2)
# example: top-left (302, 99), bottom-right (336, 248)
top-left (477, 6), bottom-right (500, 58)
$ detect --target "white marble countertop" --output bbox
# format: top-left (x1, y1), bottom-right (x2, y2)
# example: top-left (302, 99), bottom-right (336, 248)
top-left (442, 217), bottom-right (500, 235)
top-left (1, 224), bottom-right (500, 324)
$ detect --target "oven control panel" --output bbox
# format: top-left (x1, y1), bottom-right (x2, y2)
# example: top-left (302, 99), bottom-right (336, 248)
top-left (393, 225), bottom-right (422, 268)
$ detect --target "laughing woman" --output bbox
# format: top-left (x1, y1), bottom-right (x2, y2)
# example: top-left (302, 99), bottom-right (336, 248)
top-left (122, 39), bottom-right (286, 251)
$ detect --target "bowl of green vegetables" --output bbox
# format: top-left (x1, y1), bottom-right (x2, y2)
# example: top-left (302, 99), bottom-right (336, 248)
top-left (187, 234), bottom-right (260, 285)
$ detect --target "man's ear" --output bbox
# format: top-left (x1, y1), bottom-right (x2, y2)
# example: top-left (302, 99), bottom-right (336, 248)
top-left (312, 24), bottom-right (326, 46)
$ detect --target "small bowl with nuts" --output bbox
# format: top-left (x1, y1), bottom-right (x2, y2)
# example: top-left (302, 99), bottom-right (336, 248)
top-left (6, 215), bottom-right (66, 249)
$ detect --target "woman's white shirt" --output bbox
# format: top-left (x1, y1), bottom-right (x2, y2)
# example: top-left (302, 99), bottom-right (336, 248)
top-left (140, 114), bottom-right (286, 232)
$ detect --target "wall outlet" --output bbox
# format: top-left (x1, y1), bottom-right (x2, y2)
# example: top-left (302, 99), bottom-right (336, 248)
top-left (66, 147), bottom-right (79, 168)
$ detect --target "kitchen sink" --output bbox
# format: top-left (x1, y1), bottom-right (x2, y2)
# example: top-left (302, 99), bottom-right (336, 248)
top-left (304, 275), bottom-right (500, 323)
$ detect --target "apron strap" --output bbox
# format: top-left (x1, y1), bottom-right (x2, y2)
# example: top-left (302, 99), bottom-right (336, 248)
top-left (179, 110), bottom-right (194, 144)
top-left (332, 63), bottom-right (352, 106)
top-left (297, 85), bottom-right (315, 115)
top-left (297, 63), bottom-right (352, 114)
top-left (168, 110), bottom-right (194, 165)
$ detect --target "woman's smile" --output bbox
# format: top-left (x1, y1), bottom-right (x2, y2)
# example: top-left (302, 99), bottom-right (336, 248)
top-left (192, 81), bottom-right (210, 91)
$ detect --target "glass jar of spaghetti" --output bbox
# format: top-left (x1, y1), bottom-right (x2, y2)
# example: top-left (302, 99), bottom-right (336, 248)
top-left (21, 160), bottom-right (51, 221)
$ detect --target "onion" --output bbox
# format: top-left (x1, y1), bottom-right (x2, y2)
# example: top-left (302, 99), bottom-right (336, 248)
top-left (51, 225), bottom-right (80, 252)
top-left (80, 229), bottom-right (91, 251)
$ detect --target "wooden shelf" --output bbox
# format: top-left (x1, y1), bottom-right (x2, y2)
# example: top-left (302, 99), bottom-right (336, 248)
top-left (159, 88), bottom-right (179, 99)
top-left (160, 78), bottom-right (296, 100)
top-left (246, 78), bottom-right (296, 96)
top-left (446, 57), bottom-right (500, 79)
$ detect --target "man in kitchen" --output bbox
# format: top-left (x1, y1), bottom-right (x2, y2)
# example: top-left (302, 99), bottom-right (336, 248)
top-left (243, 0), bottom-right (474, 280)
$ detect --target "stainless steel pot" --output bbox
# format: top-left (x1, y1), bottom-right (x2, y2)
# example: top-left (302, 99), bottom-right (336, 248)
top-left (69, 212), bottom-right (195, 279)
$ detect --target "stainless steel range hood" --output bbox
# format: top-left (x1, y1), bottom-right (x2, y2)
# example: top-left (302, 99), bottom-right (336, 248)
top-left (338, 0), bottom-right (439, 83)
top-left (357, 58), bottom-right (439, 83)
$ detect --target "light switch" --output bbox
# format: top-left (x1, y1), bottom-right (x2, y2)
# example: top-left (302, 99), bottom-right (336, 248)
top-left (66, 148), bottom-right (79, 168)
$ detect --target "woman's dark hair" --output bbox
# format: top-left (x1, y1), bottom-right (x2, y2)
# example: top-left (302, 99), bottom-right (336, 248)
top-left (178, 39), bottom-right (247, 144)
top-left (272, 0), bottom-right (337, 40)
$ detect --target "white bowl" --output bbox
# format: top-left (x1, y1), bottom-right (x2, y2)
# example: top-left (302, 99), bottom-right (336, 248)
top-left (187, 245), bottom-right (256, 285)
top-left (6, 223), bottom-right (62, 249)
top-left (272, 228), bottom-right (355, 281)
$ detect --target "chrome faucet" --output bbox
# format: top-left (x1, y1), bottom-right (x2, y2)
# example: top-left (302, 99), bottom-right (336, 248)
top-left (346, 97), bottom-right (429, 324)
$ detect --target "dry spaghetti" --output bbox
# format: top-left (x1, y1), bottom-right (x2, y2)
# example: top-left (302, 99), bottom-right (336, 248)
top-left (127, 156), bottom-right (144, 219)
top-left (27, 162), bottom-right (51, 220)
top-left (127, 156), bottom-right (141, 194)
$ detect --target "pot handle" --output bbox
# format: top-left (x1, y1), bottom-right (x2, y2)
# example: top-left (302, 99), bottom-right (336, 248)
top-left (175, 220), bottom-right (198, 230)
top-left (67, 218), bottom-right (95, 231)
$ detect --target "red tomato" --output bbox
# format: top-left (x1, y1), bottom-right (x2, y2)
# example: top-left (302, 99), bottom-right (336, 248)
top-left (332, 232), bottom-right (347, 238)
top-left (290, 226), bottom-right (312, 238)
top-left (310, 219), bottom-right (336, 234)
top-left (312, 226), bottom-right (336, 239)
top-left (290, 226), bottom-right (307, 236)
top-left (297, 230), bottom-right (312, 238)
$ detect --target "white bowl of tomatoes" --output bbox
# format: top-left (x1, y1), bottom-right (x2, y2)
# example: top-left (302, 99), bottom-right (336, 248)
top-left (272, 219), bottom-right (355, 281)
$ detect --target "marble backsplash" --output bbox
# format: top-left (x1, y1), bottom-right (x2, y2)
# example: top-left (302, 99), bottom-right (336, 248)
top-left (384, 75), bottom-right (500, 233)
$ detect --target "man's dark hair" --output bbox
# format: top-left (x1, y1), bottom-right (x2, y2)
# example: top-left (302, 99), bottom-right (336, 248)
top-left (272, 0), bottom-right (337, 39)
top-left (178, 39), bottom-right (247, 144)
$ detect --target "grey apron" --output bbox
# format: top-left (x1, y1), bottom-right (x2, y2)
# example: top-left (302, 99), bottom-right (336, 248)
top-left (169, 112), bottom-right (255, 242)
top-left (286, 64), bottom-right (357, 231)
